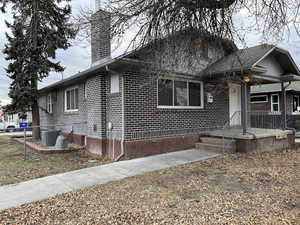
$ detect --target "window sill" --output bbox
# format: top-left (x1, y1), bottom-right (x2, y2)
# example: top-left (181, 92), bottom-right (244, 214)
top-left (157, 106), bottom-right (204, 110)
top-left (64, 110), bottom-right (79, 114)
top-left (251, 101), bottom-right (268, 104)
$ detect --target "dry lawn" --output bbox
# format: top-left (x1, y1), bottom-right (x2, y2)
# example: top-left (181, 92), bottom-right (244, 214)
top-left (0, 136), bottom-right (107, 185)
top-left (0, 148), bottom-right (299, 225)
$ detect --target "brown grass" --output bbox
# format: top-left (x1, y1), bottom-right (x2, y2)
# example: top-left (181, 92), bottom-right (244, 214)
top-left (0, 147), bottom-right (299, 225)
top-left (0, 136), bottom-right (108, 186)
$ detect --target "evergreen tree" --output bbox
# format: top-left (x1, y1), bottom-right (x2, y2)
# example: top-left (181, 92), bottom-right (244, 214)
top-left (1, 0), bottom-right (77, 139)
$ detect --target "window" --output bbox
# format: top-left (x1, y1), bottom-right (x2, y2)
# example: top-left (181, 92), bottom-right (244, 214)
top-left (174, 81), bottom-right (188, 106)
top-left (251, 95), bottom-right (268, 103)
top-left (158, 78), bottom-right (204, 108)
top-left (293, 95), bottom-right (300, 112)
top-left (46, 94), bottom-right (53, 114)
top-left (65, 87), bottom-right (79, 112)
top-left (110, 74), bottom-right (120, 93)
top-left (271, 94), bottom-right (280, 112)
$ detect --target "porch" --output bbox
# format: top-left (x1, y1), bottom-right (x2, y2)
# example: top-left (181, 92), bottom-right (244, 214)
top-left (207, 127), bottom-right (293, 140)
top-left (195, 128), bottom-right (295, 154)
top-left (198, 44), bottom-right (300, 153)
top-left (203, 44), bottom-right (300, 136)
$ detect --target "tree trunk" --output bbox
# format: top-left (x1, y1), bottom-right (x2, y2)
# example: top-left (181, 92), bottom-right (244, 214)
top-left (31, 0), bottom-right (40, 140)
top-left (31, 99), bottom-right (40, 140)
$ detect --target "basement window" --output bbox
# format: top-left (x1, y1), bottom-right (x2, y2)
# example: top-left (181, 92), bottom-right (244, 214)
top-left (157, 78), bottom-right (204, 109)
top-left (65, 87), bottom-right (79, 112)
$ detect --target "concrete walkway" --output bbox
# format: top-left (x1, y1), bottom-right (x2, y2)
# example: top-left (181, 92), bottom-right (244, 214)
top-left (0, 149), bottom-right (220, 211)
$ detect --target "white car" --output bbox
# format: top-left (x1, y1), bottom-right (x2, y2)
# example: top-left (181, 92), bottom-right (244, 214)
top-left (0, 119), bottom-right (20, 132)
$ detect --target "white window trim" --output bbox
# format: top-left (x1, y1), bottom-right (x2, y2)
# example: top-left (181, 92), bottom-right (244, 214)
top-left (157, 77), bottom-right (204, 109)
top-left (250, 95), bottom-right (268, 104)
top-left (47, 93), bottom-right (53, 114)
top-left (271, 94), bottom-right (280, 112)
top-left (64, 86), bottom-right (79, 112)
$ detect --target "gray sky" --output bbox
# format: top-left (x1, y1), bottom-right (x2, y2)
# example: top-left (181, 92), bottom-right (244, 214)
top-left (0, 0), bottom-right (299, 105)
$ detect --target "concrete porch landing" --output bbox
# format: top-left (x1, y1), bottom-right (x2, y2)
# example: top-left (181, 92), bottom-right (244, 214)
top-left (200, 128), bottom-right (295, 153)
top-left (207, 128), bottom-right (294, 140)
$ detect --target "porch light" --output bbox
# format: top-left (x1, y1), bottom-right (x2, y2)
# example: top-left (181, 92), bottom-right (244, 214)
top-left (243, 76), bottom-right (252, 83)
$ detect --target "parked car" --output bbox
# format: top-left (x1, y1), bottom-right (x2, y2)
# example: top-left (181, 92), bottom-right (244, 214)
top-left (0, 119), bottom-right (20, 132)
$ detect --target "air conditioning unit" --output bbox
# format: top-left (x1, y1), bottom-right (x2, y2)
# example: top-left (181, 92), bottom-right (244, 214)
top-left (41, 130), bottom-right (60, 147)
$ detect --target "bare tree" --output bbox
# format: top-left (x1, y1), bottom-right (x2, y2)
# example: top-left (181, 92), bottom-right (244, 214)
top-left (74, 0), bottom-right (300, 49)
top-left (72, 0), bottom-right (300, 92)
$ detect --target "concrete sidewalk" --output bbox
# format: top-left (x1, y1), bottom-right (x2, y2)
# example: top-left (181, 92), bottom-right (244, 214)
top-left (0, 149), bottom-right (220, 211)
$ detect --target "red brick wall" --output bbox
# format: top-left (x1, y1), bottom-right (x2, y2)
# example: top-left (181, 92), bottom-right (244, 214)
top-left (124, 135), bottom-right (200, 159)
top-left (236, 134), bottom-right (295, 153)
top-left (62, 132), bottom-right (85, 146)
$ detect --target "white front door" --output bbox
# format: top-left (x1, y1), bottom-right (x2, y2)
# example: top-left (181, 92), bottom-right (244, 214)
top-left (229, 83), bottom-right (241, 125)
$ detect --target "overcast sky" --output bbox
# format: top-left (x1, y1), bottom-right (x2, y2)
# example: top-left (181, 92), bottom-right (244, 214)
top-left (0, 0), bottom-right (299, 105)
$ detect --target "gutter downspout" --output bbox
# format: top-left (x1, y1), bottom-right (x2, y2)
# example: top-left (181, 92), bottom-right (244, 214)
top-left (115, 74), bottom-right (125, 161)
top-left (105, 66), bottom-right (125, 161)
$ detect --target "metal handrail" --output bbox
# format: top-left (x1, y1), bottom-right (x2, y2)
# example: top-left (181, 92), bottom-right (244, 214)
top-left (222, 111), bottom-right (241, 154)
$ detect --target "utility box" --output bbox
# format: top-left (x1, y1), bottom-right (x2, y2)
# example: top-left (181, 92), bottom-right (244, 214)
top-left (55, 135), bottom-right (69, 149)
top-left (41, 130), bottom-right (60, 147)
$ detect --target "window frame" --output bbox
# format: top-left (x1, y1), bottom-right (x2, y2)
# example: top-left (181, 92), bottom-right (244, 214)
top-left (293, 95), bottom-right (300, 112)
top-left (64, 86), bottom-right (79, 112)
top-left (271, 94), bottom-right (280, 112)
top-left (157, 77), bottom-right (204, 109)
top-left (250, 95), bottom-right (268, 104)
top-left (46, 93), bottom-right (53, 114)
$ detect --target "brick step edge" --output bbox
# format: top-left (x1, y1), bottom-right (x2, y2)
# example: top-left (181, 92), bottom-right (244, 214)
top-left (195, 142), bottom-right (236, 154)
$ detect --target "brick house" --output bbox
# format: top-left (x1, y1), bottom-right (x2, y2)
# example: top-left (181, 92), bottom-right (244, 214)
top-left (38, 9), bottom-right (300, 159)
top-left (251, 81), bottom-right (300, 114)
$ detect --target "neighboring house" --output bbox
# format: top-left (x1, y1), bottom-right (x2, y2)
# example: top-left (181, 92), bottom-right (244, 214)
top-left (0, 110), bottom-right (32, 131)
top-left (38, 8), bottom-right (300, 159)
top-left (251, 81), bottom-right (300, 114)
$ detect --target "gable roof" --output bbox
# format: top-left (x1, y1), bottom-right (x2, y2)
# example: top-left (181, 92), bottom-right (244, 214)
top-left (39, 32), bottom-right (237, 94)
top-left (202, 44), bottom-right (300, 77)
top-left (251, 81), bottom-right (300, 94)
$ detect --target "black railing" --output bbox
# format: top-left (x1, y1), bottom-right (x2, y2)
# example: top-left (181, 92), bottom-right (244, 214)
top-left (249, 112), bottom-right (300, 131)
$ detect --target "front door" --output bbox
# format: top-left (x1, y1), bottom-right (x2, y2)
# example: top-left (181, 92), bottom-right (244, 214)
top-left (229, 83), bottom-right (241, 125)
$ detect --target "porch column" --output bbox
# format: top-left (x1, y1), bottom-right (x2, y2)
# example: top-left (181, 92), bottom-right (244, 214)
top-left (281, 82), bottom-right (287, 130)
top-left (241, 82), bottom-right (248, 135)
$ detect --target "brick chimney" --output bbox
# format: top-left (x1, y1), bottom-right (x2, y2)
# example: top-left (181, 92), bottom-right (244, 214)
top-left (91, 9), bottom-right (111, 65)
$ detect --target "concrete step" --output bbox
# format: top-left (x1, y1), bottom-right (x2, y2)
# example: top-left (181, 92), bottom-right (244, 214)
top-left (195, 142), bottom-right (236, 154)
top-left (200, 137), bottom-right (235, 145)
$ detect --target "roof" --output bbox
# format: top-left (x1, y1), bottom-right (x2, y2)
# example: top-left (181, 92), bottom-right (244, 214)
top-left (251, 81), bottom-right (300, 94)
top-left (39, 31), bottom-right (237, 94)
top-left (38, 52), bottom-right (135, 93)
top-left (202, 44), bottom-right (300, 77)
top-left (40, 41), bottom-right (300, 93)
